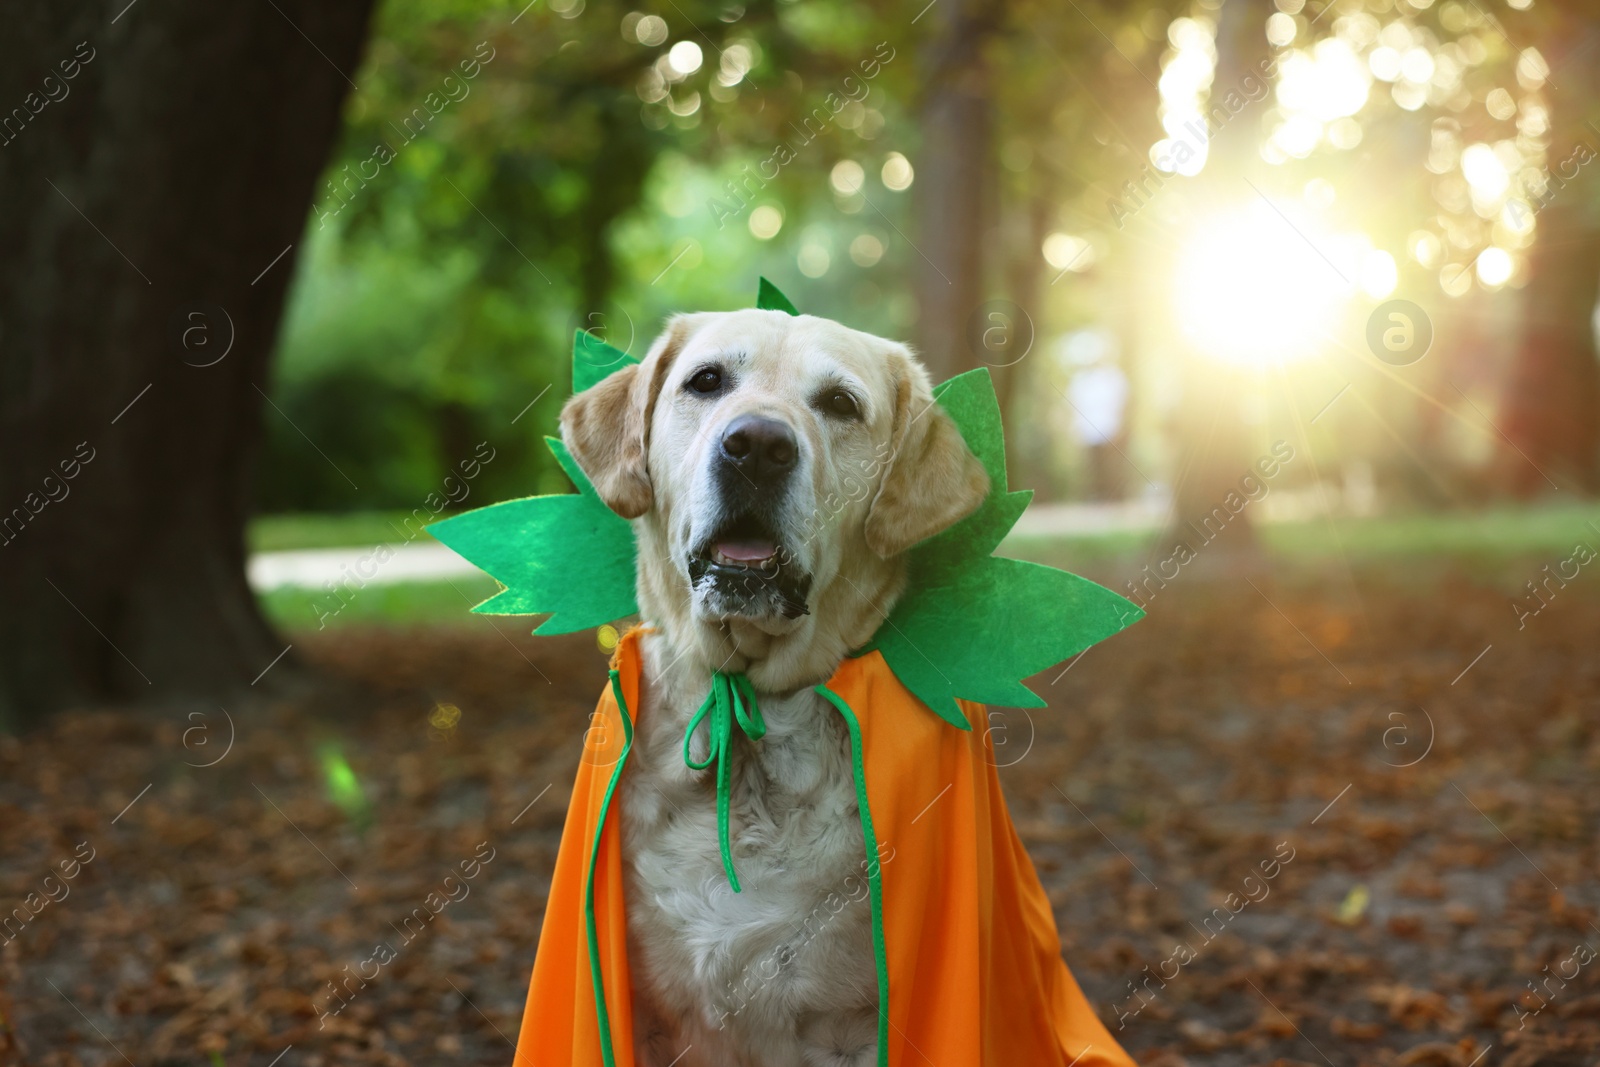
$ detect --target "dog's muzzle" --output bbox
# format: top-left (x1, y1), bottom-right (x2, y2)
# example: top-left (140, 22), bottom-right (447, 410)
top-left (687, 415), bottom-right (812, 620)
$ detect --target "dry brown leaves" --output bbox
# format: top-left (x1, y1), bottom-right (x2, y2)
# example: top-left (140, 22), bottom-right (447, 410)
top-left (0, 563), bottom-right (1596, 1065)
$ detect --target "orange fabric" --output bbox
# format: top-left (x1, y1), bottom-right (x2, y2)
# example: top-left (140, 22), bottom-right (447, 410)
top-left (512, 654), bottom-right (636, 1067)
top-left (826, 652), bottom-right (1136, 1067)
top-left (512, 628), bottom-right (1136, 1067)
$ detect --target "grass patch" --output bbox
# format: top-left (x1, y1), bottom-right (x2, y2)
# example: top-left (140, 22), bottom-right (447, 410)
top-left (1002, 501), bottom-right (1600, 566)
top-left (249, 511), bottom-right (454, 553)
top-left (259, 574), bottom-right (503, 631)
top-left (1260, 502), bottom-right (1600, 559)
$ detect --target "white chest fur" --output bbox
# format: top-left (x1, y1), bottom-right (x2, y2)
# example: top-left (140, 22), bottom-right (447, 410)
top-left (621, 675), bottom-right (881, 1067)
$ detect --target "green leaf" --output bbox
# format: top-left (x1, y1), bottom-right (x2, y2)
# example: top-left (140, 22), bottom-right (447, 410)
top-left (917, 370), bottom-right (1034, 565)
top-left (426, 436), bottom-right (638, 635)
top-left (756, 277), bottom-right (799, 316)
top-left (859, 369), bottom-right (1143, 727)
top-left (573, 328), bottom-right (639, 394)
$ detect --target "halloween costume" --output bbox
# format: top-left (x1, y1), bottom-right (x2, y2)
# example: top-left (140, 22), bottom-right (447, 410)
top-left (430, 281), bottom-right (1144, 1067)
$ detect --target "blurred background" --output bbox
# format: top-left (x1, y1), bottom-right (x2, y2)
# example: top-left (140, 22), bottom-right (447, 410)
top-left (3, 0), bottom-right (1599, 1063)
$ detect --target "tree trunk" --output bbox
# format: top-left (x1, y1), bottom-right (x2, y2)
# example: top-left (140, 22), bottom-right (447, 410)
top-left (1498, 11), bottom-right (1600, 495)
top-left (1160, 0), bottom-right (1274, 560)
top-left (1500, 208), bottom-right (1600, 494)
top-left (994, 186), bottom-right (1050, 490)
top-left (0, 0), bottom-right (375, 729)
top-left (912, 0), bottom-right (999, 383)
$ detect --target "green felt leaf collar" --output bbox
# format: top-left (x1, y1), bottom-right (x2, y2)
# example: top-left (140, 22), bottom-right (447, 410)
top-left (428, 278), bottom-right (1143, 721)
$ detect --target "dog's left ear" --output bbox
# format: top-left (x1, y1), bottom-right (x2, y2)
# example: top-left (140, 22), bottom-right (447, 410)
top-left (864, 350), bottom-right (990, 558)
top-left (561, 315), bottom-right (697, 519)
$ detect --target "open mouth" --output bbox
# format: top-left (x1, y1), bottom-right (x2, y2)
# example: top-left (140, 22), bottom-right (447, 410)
top-left (705, 513), bottom-right (781, 569)
top-left (688, 513), bottom-right (811, 619)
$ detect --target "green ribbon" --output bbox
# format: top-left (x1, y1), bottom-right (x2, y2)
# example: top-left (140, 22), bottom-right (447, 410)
top-left (682, 671), bottom-right (766, 892)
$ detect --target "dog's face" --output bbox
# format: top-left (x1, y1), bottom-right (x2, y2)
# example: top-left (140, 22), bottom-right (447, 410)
top-left (562, 309), bottom-right (987, 677)
top-left (650, 311), bottom-right (903, 627)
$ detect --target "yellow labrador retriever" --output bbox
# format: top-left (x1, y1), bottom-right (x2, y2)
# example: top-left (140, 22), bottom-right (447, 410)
top-left (561, 309), bottom-right (988, 1067)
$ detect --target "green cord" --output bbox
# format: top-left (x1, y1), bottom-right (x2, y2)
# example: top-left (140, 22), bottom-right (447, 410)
top-left (814, 684), bottom-right (890, 1067)
top-left (682, 671), bottom-right (767, 892)
top-left (584, 668), bottom-right (634, 1067)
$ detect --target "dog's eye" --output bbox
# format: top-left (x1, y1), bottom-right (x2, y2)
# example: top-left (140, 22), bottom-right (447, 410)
top-left (686, 367), bottom-right (723, 395)
top-left (821, 389), bottom-right (860, 420)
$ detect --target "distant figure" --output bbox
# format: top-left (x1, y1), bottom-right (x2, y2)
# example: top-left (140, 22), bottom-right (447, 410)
top-left (1068, 359), bottom-right (1129, 501)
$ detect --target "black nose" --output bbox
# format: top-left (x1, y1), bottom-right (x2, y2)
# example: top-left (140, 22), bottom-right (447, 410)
top-left (720, 414), bottom-right (797, 481)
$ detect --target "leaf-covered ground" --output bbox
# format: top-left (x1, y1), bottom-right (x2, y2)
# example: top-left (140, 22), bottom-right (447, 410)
top-left (2, 561), bottom-right (1597, 1066)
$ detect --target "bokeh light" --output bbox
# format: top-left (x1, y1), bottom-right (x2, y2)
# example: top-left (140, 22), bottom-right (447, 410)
top-left (632, 13), bottom-right (667, 46)
top-left (667, 41), bottom-right (703, 75)
top-left (830, 159), bottom-right (865, 196)
top-left (849, 233), bottom-right (885, 267)
top-left (881, 152), bottom-right (914, 191)
top-left (1042, 232), bottom-right (1094, 272)
top-left (797, 240), bottom-right (830, 278)
top-left (748, 204), bottom-right (782, 239)
top-left (1151, 15), bottom-right (1217, 177)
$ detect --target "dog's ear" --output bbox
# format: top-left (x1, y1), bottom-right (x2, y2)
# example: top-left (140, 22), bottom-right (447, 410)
top-left (560, 315), bottom-right (696, 519)
top-left (864, 350), bottom-right (990, 558)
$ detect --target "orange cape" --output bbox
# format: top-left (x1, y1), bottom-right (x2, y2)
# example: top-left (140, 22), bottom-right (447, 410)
top-left (513, 628), bottom-right (1136, 1067)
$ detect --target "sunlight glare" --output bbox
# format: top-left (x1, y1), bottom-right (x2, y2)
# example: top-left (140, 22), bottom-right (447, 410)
top-left (1361, 249), bottom-right (1399, 299)
top-left (1173, 201), bottom-right (1355, 368)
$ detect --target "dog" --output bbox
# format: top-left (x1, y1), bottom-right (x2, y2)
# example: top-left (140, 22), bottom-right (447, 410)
top-left (559, 308), bottom-right (990, 1067)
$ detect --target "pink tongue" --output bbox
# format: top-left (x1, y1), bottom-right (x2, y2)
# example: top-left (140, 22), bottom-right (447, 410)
top-left (716, 539), bottom-right (776, 562)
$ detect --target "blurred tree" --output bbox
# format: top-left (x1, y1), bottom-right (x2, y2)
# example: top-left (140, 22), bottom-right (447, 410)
top-left (1163, 0), bottom-right (1275, 559)
top-left (264, 0), bottom-right (1192, 514)
top-left (912, 0), bottom-right (1003, 381)
top-left (261, 0), bottom-right (774, 510)
top-left (1274, 0), bottom-right (1600, 495)
top-left (989, 0), bottom-right (1178, 492)
top-left (1500, 3), bottom-right (1600, 494)
top-left (0, 0), bottom-right (373, 726)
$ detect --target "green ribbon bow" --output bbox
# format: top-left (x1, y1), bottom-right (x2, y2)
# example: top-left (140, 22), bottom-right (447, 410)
top-left (681, 672), bottom-right (767, 892)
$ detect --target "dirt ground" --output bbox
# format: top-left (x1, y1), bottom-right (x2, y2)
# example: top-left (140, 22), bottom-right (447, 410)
top-left (2, 561), bottom-right (1597, 1066)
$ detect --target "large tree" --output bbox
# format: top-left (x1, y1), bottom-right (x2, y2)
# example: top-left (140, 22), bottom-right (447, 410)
top-left (0, 0), bottom-right (375, 728)
top-left (1160, 0), bottom-right (1276, 559)
top-left (911, 0), bottom-right (1001, 382)
top-left (1500, 6), bottom-right (1600, 494)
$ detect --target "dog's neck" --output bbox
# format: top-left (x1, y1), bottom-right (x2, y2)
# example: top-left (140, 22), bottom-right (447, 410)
top-left (632, 520), bottom-right (906, 696)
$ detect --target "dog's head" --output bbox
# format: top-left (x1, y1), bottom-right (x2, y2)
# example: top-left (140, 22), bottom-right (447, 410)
top-left (561, 309), bottom-right (988, 683)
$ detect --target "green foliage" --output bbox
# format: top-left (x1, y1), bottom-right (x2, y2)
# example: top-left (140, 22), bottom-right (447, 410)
top-left (261, 213), bottom-right (562, 511)
top-left (260, 0), bottom-right (1175, 513)
top-left (263, 0), bottom-right (732, 511)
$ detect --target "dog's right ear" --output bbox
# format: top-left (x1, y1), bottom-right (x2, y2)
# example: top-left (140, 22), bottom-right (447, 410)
top-left (864, 349), bottom-right (990, 558)
top-left (560, 315), bottom-right (696, 519)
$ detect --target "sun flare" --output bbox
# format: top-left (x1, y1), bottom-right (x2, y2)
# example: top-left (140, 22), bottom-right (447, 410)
top-left (1173, 201), bottom-right (1380, 368)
